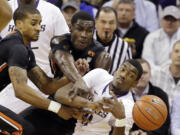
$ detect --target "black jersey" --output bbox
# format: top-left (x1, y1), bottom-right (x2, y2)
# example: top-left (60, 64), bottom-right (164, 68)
top-left (0, 30), bottom-right (36, 91)
top-left (50, 33), bottom-right (105, 78)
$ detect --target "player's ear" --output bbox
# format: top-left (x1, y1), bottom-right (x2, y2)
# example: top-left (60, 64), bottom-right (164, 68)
top-left (15, 20), bottom-right (24, 30)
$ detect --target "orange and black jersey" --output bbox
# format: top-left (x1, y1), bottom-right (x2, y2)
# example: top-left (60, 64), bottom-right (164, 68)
top-left (0, 30), bottom-right (36, 91)
top-left (50, 33), bottom-right (105, 78)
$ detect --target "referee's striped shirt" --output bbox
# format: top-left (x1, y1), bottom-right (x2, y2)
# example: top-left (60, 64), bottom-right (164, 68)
top-left (94, 32), bottom-right (132, 74)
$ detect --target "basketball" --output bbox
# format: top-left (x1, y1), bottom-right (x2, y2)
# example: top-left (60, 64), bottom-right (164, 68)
top-left (132, 95), bottom-right (168, 131)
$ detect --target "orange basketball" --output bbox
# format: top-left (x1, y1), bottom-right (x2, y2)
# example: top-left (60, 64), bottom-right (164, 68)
top-left (132, 95), bottom-right (167, 131)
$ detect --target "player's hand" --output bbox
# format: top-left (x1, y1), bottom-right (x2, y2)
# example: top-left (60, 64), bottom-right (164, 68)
top-left (95, 51), bottom-right (111, 70)
top-left (57, 105), bottom-right (74, 120)
top-left (74, 58), bottom-right (89, 76)
top-left (130, 130), bottom-right (147, 135)
top-left (87, 101), bottom-right (102, 111)
top-left (69, 78), bottom-right (92, 101)
top-left (100, 91), bottom-right (125, 119)
top-left (72, 108), bottom-right (93, 120)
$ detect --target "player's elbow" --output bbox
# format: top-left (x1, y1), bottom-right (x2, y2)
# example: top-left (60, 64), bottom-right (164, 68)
top-left (13, 84), bottom-right (26, 99)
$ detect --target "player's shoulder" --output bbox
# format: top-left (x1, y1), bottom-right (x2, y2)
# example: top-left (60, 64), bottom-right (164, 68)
top-left (93, 40), bottom-right (104, 48)
top-left (51, 33), bottom-right (70, 45)
top-left (91, 40), bottom-right (105, 52)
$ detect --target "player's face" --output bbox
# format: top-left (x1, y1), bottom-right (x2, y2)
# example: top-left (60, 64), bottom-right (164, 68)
top-left (95, 11), bottom-right (117, 43)
top-left (170, 42), bottom-right (180, 66)
top-left (71, 19), bottom-right (94, 51)
top-left (112, 62), bottom-right (138, 93)
top-left (21, 13), bottom-right (41, 42)
top-left (135, 63), bottom-right (151, 91)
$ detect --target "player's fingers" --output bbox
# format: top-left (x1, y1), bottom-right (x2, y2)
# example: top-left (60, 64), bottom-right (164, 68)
top-left (68, 89), bottom-right (77, 102)
top-left (103, 97), bottom-right (113, 104)
top-left (110, 91), bottom-right (118, 103)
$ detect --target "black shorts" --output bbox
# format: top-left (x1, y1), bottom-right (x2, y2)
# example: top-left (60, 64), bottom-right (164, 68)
top-left (19, 106), bottom-right (76, 135)
top-left (0, 105), bottom-right (34, 135)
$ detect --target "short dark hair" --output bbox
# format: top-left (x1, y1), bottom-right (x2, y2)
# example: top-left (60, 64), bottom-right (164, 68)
top-left (95, 6), bottom-right (117, 20)
top-left (13, 5), bottom-right (40, 24)
top-left (126, 59), bottom-right (143, 80)
top-left (117, 0), bottom-right (134, 10)
top-left (71, 11), bottom-right (94, 25)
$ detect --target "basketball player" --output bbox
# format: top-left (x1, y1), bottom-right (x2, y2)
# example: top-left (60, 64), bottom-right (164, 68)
top-left (0, 0), bottom-right (12, 32)
top-left (0, 5), bottom-right (76, 135)
top-left (55, 59), bottom-right (143, 135)
top-left (0, 0), bottom-right (70, 113)
top-left (50, 11), bottom-right (111, 98)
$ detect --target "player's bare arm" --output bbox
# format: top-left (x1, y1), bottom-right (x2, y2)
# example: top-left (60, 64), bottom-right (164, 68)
top-left (53, 49), bottom-right (91, 98)
top-left (28, 66), bottom-right (69, 94)
top-left (100, 91), bottom-right (126, 135)
top-left (55, 83), bottom-right (100, 110)
top-left (53, 49), bottom-right (82, 83)
top-left (0, 0), bottom-right (12, 31)
top-left (8, 66), bottom-right (52, 110)
top-left (8, 66), bottom-right (75, 120)
top-left (112, 127), bottom-right (125, 135)
top-left (95, 51), bottom-right (111, 71)
top-left (101, 91), bottom-right (125, 119)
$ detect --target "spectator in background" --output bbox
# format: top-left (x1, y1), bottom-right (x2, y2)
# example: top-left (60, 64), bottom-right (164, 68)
top-left (94, 6), bottom-right (132, 74)
top-left (115, 0), bottom-right (149, 58)
top-left (61, 1), bottom-right (79, 28)
top-left (142, 6), bottom-right (180, 70)
top-left (130, 59), bottom-right (170, 135)
top-left (151, 40), bottom-right (180, 107)
top-left (103, 0), bottom-right (159, 32)
top-left (0, 0), bottom-right (12, 32)
top-left (0, 0), bottom-right (69, 114)
top-left (171, 92), bottom-right (180, 135)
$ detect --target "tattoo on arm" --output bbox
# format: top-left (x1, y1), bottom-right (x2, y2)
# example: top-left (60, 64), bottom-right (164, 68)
top-left (8, 66), bottom-right (28, 85)
top-left (28, 66), bottom-right (50, 90)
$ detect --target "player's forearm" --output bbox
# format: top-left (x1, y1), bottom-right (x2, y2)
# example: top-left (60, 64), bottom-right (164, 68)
top-left (55, 89), bottom-right (92, 109)
top-left (13, 84), bottom-right (51, 110)
top-left (112, 127), bottom-right (125, 135)
top-left (54, 50), bottom-right (82, 83)
top-left (0, 0), bottom-right (12, 31)
top-left (44, 76), bottom-right (70, 94)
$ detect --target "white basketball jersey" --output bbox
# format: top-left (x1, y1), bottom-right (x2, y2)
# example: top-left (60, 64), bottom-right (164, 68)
top-left (73, 68), bottom-right (134, 135)
top-left (1, 0), bottom-right (69, 76)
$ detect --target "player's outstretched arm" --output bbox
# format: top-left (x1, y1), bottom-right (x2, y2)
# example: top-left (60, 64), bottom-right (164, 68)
top-left (94, 51), bottom-right (111, 71)
top-left (112, 127), bottom-right (125, 135)
top-left (53, 49), bottom-right (82, 83)
top-left (0, 0), bottom-right (12, 31)
top-left (55, 83), bottom-right (99, 110)
top-left (52, 49), bottom-right (91, 98)
top-left (28, 66), bottom-right (69, 94)
top-left (8, 66), bottom-right (74, 120)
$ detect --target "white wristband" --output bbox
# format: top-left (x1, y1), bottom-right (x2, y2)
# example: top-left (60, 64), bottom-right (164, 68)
top-left (48, 101), bottom-right (61, 113)
top-left (114, 118), bottom-right (126, 127)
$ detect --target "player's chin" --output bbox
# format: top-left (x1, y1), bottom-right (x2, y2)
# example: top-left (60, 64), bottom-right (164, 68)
top-left (31, 36), bottom-right (39, 41)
